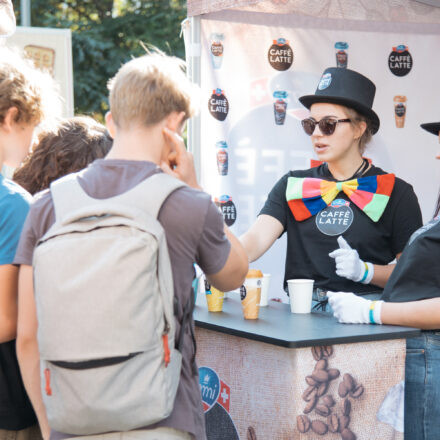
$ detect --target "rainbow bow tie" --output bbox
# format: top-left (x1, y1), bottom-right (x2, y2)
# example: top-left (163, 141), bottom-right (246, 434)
top-left (286, 174), bottom-right (395, 222)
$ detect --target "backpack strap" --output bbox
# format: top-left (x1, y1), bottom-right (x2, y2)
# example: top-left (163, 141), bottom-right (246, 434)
top-left (176, 290), bottom-right (197, 376)
top-left (50, 171), bottom-right (186, 222)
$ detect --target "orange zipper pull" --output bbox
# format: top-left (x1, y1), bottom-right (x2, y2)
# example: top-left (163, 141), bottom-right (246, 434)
top-left (44, 368), bottom-right (52, 396)
top-left (162, 334), bottom-right (170, 367)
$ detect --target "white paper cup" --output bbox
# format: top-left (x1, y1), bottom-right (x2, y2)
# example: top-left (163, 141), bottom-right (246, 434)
top-left (287, 279), bottom-right (314, 314)
top-left (259, 274), bottom-right (271, 307)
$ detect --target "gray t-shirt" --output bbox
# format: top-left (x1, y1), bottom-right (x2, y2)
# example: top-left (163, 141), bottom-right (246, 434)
top-left (14, 159), bottom-right (231, 440)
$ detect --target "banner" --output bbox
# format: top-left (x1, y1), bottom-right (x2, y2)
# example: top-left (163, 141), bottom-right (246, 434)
top-left (199, 11), bottom-right (440, 300)
top-left (7, 26), bottom-right (74, 117)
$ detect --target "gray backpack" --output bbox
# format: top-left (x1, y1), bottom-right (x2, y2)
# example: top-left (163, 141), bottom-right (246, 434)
top-left (33, 171), bottom-right (186, 435)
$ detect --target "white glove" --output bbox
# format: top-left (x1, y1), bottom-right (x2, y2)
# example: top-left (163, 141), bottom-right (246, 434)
top-left (329, 236), bottom-right (374, 284)
top-left (327, 291), bottom-right (383, 324)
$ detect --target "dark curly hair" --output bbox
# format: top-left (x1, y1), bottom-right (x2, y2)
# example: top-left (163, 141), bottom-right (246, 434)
top-left (13, 116), bottom-right (112, 195)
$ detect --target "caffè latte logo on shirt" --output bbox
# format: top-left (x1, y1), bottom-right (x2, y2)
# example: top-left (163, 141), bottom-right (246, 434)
top-left (388, 45), bottom-right (412, 77)
top-left (209, 89), bottom-right (229, 121)
top-left (268, 38), bottom-right (293, 71)
top-left (316, 199), bottom-right (353, 236)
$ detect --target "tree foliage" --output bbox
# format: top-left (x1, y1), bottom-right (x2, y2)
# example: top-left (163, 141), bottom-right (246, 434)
top-left (12, 0), bottom-right (187, 119)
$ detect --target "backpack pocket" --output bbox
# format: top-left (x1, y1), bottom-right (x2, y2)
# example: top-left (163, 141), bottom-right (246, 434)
top-left (41, 345), bottom-right (182, 435)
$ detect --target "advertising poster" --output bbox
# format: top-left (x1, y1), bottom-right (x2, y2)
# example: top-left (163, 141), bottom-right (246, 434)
top-left (196, 328), bottom-right (405, 440)
top-left (199, 11), bottom-right (440, 301)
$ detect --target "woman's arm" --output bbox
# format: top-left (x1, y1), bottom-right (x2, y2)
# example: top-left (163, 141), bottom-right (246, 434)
top-left (329, 236), bottom-right (401, 288)
top-left (381, 298), bottom-right (440, 329)
top-left (240, 214), bottom-right (283, 263)
top-left (328, 291), bottom-right (440, 330)
top-left (16, 265), bottom-right (50, 440)
top-left (370, 252), bottom-right (401, 288)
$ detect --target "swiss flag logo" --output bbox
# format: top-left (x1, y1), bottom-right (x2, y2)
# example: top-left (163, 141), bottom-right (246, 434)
top-left (249, 77), bottom-right (271, 108)
top-left (218, 380), bottom-right (230, 412)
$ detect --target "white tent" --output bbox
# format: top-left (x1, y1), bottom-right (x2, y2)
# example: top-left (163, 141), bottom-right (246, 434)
top-left (184, 0), bottom-right (440, 299)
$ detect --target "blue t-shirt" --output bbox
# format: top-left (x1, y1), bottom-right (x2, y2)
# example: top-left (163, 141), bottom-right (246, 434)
top-left (0, 175), bottom-right (36, 430)
top-left (0, 174), bottom-right (31, 265)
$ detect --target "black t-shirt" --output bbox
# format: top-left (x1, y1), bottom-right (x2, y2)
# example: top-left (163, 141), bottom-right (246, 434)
top-left (382, 217), bottom-right (440, 302)
top-left (259, 164), bottom-right (423, 294)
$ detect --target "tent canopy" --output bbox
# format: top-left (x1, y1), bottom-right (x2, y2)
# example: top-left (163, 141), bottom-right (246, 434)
top-left (188, 0), bottom-right (440, 23)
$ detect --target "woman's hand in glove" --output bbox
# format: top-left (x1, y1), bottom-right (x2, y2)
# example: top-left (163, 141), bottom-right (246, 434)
top-left (329, 236), bottom-right (374, 284)
top-left (327, 291), bottom-right (382, 324)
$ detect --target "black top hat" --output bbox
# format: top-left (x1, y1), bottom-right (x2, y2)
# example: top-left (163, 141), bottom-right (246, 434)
top-left (299, 67), bottom-right (380, 134)
top-left (420, 122), bottom-right (440, 136)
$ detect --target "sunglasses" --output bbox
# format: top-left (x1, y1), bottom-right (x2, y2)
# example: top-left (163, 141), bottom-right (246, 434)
top-left (301, 117), bottom-right (351, 136)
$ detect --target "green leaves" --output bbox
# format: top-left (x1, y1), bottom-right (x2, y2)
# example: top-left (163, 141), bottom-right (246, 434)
top-left (12, 0), bottom-right (186, 119)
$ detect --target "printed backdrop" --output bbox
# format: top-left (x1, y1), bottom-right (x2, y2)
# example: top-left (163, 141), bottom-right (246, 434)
top-left (198, 10), bottom-right (440, 300)
top-left (196, 328), bottom-right (406, 440)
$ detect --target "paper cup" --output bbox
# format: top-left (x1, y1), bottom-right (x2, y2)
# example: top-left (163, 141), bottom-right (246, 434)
top-left (241, 269), bottom-right (263, 319)
top-left (288, 279), bottom-right (314, 314)
top-left (259, 274), bottom-right (271, 307)
top-left (205, 279), bottom-right (224, 312)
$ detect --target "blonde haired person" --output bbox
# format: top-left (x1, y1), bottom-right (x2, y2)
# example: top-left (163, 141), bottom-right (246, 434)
top-left (16, 52), bottom-right (248, 440)
top-left (0, 47), bottom-right (58, 440)
top-left (241, 68), bottom-right (422, 309)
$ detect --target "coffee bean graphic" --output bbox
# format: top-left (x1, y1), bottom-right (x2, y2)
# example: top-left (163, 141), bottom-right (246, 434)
top-left (328, 368), bottom-right (340, 380)
top-left (327, 414), bottom-right (339, 433)
top-left (316, 381), bottom-right (329, 397)
top-left (322, 395), bottom-right (335, 407)
top-left (339, 415), bottom-right (350, 430)
top-left (322, 345), bottom-right (333, 357)
top-left (311, 369), bottom-right (329, 383)
top-left (311, 346), bottom-right (323, 361)
top-left (305, 375), bottom-right (317, 386)
top-left (302, 385), bottom-right (317, 402)
top-left (311, 420), bottom-right (328, 435)
top-left (338, 381), bottom-right (349, 398)
top-left (296, 415), bottom-right (311, 433)
top-left (247, 426), bottom-right (257, 440)
top-left (343, 373), bottom-right (356, 392)
top-left (341, 428), bottom-right (357, 440)
top-left (315, 404), bottom-right (330, 417)
top-left (314, 359), bottom-right (328, 371)
top-left (343, 398), bottom-right (351, 416)
top-left (350, 384), bottom-right (364, 398)
top-left (303, 395), bottom-right (317, 414)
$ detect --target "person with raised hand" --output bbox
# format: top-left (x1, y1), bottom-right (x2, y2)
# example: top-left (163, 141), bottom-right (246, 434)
top-left (15, 51), bottom-right (248, 440)
top-left (329, 236), bottom-right (374, 284)
top-left (240, 68), bottom-right (422, 309)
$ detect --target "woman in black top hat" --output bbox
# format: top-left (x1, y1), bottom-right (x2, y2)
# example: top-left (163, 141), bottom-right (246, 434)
top-left (240, 67), bottom-right (422, 304)
top-left (328, 122), bottom-right (440, 440)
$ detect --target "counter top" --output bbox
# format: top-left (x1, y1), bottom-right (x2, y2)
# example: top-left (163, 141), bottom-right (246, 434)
top-left (194, 295), bottom-right (421, 348)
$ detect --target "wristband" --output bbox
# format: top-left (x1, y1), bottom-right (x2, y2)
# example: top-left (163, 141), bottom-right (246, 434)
top-left (373, 300), bottom-right (383, 324)
top-left (363, 262), bottom-right (374, 284)
top-left (369, 301), bottom-right (378, 324)
top-left (360, 262), bottom-right (369, 283)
